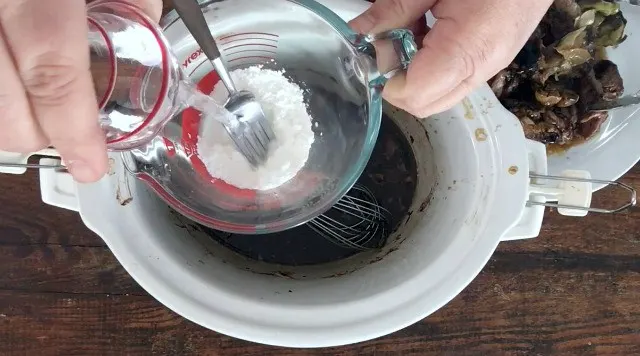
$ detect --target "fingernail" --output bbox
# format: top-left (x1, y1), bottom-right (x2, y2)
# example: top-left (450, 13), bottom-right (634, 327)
top-left (66, 160), bottom-right (100, 183)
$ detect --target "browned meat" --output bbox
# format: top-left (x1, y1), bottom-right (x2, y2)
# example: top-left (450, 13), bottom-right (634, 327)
top-left (489, 69), bottom-right (509, 98)
top-left (522, 121), bottom-right (563, 144)
top-left (578, 111), bottom-right (609, 138)
top-left (488, 0), bottom-right (627, 150)
top-left (579, 59), bottom-right (624, 112)
top-left (554, 0), bottom-right (581, 18)
top-left (503, 100), bottom-right (579, 144)
top-left (545, 6), bottom-right (578, 42)
top-left (594, 60), bottom-right (624, 100)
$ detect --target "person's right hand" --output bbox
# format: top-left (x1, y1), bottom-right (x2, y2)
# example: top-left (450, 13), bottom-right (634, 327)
top-left (350, 0), bottom-right (553, 119)
top-left (0, 0), bottom-right (162, 183)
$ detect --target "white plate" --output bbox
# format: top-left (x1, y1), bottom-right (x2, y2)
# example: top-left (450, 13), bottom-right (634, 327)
top-left (547, 3), bottom-right (640, 190)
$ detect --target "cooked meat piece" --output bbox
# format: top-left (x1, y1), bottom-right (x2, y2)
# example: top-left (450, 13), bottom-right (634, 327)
top-left (579, 59), bottom-right (623, 112)
top-left (504, 72), bottom-right (525, 98)
top-left (554, 0), bottom-right (581, 18)
top-left (593, 59), bottom-right (624, 100)
top-left (515, 41), bottom-right (541, 71)
top-left (578, 111), bottom-right (608, 138)
top-left (503, 100), bottom-right (576, 144)
top-left (489, 2), bottom-right (626, 150)
top-left (579, 68), bottom-right (604, 109)
top-left (565, 105), bottom-right (580, 125)
top-left (522, 121), bottom-right (563, 144)
top-left (489, 67), bottom-right (528, 99)
top-left (489, 69), bottom-right (510, 98)
top-left (502, 100), bottom-right (543, 123)
top-left (580, 110), bottom-right (608, 123)
top-left (545, 6), bottom-right (577, 41)
top-left (544, 107), bottom-right (577, 144)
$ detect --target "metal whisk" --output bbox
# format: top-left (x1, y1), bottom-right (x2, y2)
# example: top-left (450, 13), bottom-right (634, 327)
top-left (307, 183), bottom-right (392, 250)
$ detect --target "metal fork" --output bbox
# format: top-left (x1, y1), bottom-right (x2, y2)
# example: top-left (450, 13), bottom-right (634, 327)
top-left (173, 0), bottom-right (275, 167)
top-left (589, 95), bottom-right (640, 112)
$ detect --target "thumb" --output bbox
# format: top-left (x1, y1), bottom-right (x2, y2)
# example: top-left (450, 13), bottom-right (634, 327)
top-left (349, 0), bottom-right (435, 34)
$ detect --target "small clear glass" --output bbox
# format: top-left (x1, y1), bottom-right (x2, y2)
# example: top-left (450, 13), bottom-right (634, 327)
top-left (88, 0), bottom-right (222, 150)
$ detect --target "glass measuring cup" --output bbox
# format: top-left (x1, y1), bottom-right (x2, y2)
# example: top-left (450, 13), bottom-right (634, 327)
top-left (122, 0), bottom-right (417, 234)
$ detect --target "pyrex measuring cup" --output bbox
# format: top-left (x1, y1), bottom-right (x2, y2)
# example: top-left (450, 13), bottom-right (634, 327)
top-left (121, 0), bottom-right (417, 234)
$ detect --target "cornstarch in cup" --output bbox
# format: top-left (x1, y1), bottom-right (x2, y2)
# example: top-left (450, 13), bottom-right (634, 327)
top-left (197, 66), bottom-right (315, 190)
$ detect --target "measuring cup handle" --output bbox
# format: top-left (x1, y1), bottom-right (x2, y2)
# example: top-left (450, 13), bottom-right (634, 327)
top-left (354, 29), bottom-right (418, 84)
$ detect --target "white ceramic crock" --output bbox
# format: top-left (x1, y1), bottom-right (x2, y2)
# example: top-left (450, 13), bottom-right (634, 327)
top-left (23, 0), bottom-right (549, 348)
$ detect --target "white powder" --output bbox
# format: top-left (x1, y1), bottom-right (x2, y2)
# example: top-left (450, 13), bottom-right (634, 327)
top-left (196, 66), bottom-right (315, 190)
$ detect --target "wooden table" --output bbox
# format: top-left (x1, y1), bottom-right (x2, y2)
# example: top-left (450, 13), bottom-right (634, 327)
top-left (0, 165), bottom-right (639, 355)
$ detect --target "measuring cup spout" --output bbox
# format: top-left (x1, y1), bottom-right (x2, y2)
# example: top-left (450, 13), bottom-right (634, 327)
top-left (350, 29), bottom-right (418, 87)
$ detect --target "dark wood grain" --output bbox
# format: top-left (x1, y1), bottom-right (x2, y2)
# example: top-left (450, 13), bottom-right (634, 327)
top-left (0, 166), bottom-right (639, 355)
top-left (0, 172), bottom-right (102, 247)
top-left (0, 251), bottom-right (638, 355)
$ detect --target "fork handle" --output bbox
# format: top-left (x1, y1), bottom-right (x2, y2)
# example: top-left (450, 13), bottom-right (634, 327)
top-left (173, 0), bottom-right (238, 93)
top-left (173, 0), bottom-right (221, 60)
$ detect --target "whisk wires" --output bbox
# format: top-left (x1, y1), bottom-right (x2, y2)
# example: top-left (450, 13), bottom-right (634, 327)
top-left (308, 184), bottom-right (392, 250)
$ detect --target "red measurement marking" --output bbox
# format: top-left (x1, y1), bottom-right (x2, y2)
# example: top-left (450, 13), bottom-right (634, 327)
top-left (87, 18), bottom-right (115, 110)
top-left (162, 138), bottom-right (176, 157)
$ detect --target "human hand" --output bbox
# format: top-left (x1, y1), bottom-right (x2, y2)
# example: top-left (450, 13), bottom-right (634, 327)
top-left (0, 0), bottom-right (162, 182)
top-left (350, 0), bottom-right (553, 118)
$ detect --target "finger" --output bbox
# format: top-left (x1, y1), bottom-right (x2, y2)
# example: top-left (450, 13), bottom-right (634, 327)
top-left (126, 0), bottom-right (163, 22)
top-left (1, 0), bottom-right (108, 182)
top-left (348, 0), bottom-right (435, 34)
top-left (0, 32), bottom-right (47, 153)
top-left (384, 0), bottom-right (553, 117)
top-left (383, 40), bottom-right (473, 118)
top-left (408, 77), bottom-right (475, 118)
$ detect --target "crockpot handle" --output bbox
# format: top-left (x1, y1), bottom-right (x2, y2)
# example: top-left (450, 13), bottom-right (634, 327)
top-left (0, 150), bottom-right (80, 212)
top-left (39, 158), bottom-right (80, 212)
top-left (0, 149), bottom-right (64, 174)
top-left (527, 172), bottom-right (637, 215)
top-left (500, 140), bottom-right (548, 241)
